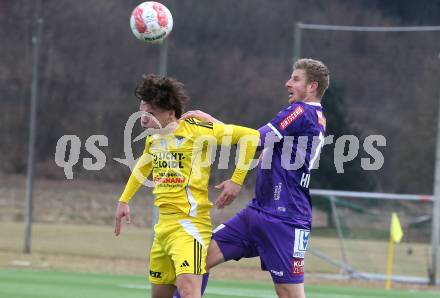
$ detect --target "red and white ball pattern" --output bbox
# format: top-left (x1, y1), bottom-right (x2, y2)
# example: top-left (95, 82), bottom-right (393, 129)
top-left (130, 2), bottom-right (173, 43)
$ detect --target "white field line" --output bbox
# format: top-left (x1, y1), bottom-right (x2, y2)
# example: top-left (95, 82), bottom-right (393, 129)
top-left (120, 284), bottom-right (275, 297)
top-left (119, 283), bottom-right (389, 298)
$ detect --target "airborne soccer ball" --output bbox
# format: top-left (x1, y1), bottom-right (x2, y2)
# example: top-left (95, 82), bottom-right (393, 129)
top-left (130, 2), bottom-right (173, 43)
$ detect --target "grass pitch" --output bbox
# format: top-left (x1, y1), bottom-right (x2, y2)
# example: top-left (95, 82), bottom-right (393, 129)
top-left (0, 222), bottom-right (431, 277)
top-left (0, 269), bottom-right (439, 298)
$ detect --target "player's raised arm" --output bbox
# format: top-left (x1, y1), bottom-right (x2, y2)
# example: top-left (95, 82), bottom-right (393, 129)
top-left (180, 110), bottom-right (223, 124)
top-left (181, 110), bottom-right (273, 151)
top-left (114, 151), bottom-right (153, 236)
top-left (213, 124), bottom-right (260, 208)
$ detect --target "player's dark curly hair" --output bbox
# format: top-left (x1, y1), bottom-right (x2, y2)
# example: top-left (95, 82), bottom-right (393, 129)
top-left (134, 74), bottom-right (188, 118)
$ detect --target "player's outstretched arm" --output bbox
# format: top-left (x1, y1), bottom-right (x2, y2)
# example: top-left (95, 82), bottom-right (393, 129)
top-left (114, 202), bottom-right (131, 236)
top-left (193, 121), bottom-right (258, 209)
top-left (215, 125), bottom-right (259, 208)
top-left (180, 110), bottom-right (223, 124)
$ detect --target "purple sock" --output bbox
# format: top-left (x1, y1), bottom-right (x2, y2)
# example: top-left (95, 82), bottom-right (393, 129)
top-left (172, 272), bottom-right (210, 297)
top-left (200, 272), bottom-right (210, 294)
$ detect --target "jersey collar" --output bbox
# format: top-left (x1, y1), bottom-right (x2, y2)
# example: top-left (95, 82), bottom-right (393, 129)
top-left (290, 101), bottom-right (322, 107)
top-left (304, 102), bottom-right (322, 107)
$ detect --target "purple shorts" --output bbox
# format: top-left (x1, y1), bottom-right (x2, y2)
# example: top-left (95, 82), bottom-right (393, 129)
top-left (212, 206), bottom-right (310, 284)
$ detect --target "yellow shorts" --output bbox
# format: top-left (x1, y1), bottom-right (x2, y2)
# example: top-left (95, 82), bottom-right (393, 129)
top-left (148, 212), bottom-right (212, 285)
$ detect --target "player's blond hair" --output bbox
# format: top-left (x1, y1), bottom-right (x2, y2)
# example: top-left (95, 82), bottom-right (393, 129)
top-left (294, 58), bottom-right (330, 99)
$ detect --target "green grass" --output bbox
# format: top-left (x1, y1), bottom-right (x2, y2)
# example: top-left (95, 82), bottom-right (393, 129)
top-left (0, 222), bottom-right (432, 277)
top-left (0, 269), bottom-right (438, 298)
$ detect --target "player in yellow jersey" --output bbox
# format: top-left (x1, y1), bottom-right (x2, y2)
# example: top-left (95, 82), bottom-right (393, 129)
top-left (114, 74), bottom-right (259, 298)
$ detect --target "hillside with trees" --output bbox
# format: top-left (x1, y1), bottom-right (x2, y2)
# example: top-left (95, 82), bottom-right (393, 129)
top-left (1, 0), bottom-right (440, 194)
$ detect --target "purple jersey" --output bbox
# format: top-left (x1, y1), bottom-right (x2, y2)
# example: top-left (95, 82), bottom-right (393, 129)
top-left (248, 102), bottom-right (326, 225)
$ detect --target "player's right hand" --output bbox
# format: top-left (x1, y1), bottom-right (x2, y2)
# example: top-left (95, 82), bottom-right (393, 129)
top-left (180, 110), bottom-right (223, 124)
top-left (114, 202), bottom-right (131, 236)
top-left (214, 180), bottom-right (241, 209)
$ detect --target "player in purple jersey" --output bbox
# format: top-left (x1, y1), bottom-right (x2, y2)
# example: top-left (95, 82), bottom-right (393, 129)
top-left (176, 58), bottom-right (330, 298)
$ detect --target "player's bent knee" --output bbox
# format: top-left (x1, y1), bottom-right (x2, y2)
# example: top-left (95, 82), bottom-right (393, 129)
top-left (151, 283), bottom-right (176, 298)
top-left (177, 284), bottom-right (198, 298)
top-left (275, 283), bottom-right (305, 298)
top-left (177, 286), bottom-right (193, 298)
top-left (206, 240), bottom-right (225, 270)
top-left (176, 274), bottom-right (202, 298)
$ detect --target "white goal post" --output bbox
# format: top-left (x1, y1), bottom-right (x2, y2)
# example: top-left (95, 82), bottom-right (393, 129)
top-left (293, 22), bottom-right (440, 285)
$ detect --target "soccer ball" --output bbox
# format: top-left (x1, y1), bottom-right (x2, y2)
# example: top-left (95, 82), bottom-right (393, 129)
top-left (130, 2), bottom-right (173, 43)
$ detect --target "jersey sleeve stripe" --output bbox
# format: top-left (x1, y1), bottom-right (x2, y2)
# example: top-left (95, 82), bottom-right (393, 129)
top-left (195, 123), bottom-right (213, 129)
top-left (184, 118), bottom-right (213, 129)
top-left (267, 123), bottom-right (283, 139)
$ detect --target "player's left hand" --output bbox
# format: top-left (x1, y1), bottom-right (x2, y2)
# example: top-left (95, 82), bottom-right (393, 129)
top-left (214, 180), bottom-right (241, 209)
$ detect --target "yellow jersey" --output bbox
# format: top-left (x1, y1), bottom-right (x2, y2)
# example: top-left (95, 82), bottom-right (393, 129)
top-left (119, 118), bottom-right (259, 218)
